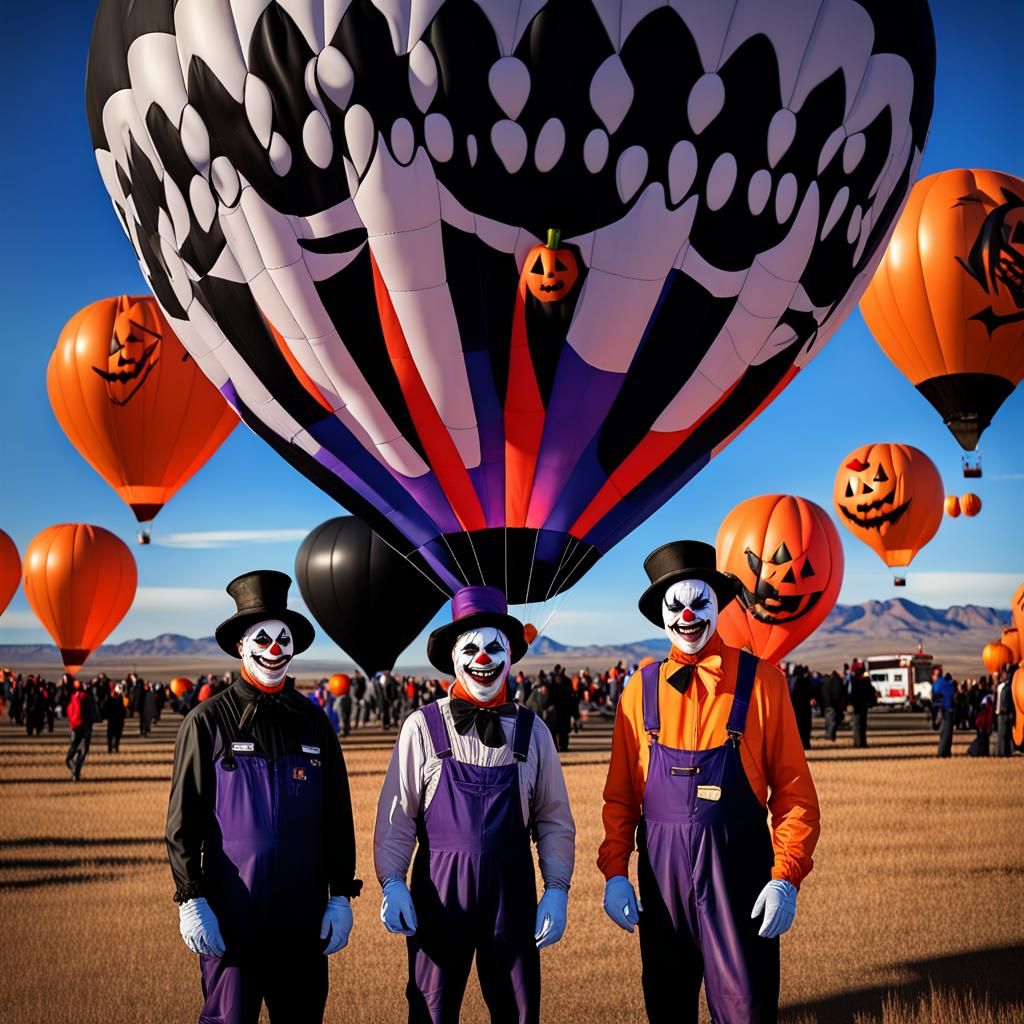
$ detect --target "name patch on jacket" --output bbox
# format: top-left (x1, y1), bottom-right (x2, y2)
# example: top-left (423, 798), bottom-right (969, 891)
top-left (231, 742), bottom-right (255, 753)
top-left (697, 785), bottom-right (722, 802)
top-left (301, 745), bottom-right (320, 755)
top-left (293, 768), bottom-right (307, 781)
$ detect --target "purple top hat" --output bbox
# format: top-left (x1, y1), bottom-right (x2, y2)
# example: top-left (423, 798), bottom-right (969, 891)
top-left (427, 585), bottom-right (527, 676)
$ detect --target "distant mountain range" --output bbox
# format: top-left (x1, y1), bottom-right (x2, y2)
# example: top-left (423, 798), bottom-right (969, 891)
top-left (0, 601), bottom-right (1012, 674)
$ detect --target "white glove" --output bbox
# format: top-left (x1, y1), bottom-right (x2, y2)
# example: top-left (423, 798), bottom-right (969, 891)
top-left (534, 888), bottom-right (568, 949)
top-left (320, 896), bottom-right (353, 955)
top-left (602, 875), bottom-right (641, 933)
top-left (178, 897), bottom-right (226, 957)
top-left (380, 878), bottom-right (417, 935)
top-left (751, 879), bottom-right (797, 938)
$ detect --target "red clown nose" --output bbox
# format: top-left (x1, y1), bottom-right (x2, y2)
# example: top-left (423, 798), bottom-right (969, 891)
top-left (473, 652), bottom-right (491, 665)
top-left (681, 609), bottom-right (695, 622)
top-left (269, 642), bottom-right (282, 655)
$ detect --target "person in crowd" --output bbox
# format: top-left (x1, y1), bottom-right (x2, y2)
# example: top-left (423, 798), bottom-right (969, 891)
top-left (102, 683), bottom-right (127, 753)
top-left (789, 666), bottom-right (814, 750)
top-left (995, 669), bottom-right (1016, 757)
top-left (849, 666), bottom-right (878, 749)
top-left (167, 570), bottom-right (359, 1024)
top-left (374, 585), bottom-right (574, 1023)
top-left (968, 688), bottom-right (995, 757)
top-left (600, 541), bottom-right (819, 1024)
top-left (65, 679), bottom-right (98, 781)
top-left (821, 671), bottom-right (844, 741)
top-left (932, 671), bottom-right (957, 758)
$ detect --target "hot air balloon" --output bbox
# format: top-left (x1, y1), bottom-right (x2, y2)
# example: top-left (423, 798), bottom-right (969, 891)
top-left (860, 168), bottom-right (1024, 478)
top-left (295, 516), bottom-right (447, 676)
top-left (1012, 582), bottom-right (1024, 639)
top-left (1000, 627), bottom-right (1020, 664)
top-left (944, 496), bottom-right (961, 519)
top-left (960, 493), bottom-right (982, 517)
top-left (0, 529), bottom-right (19, 617)
top-left (523, 623), bottom-right (539, 646)
top-left (197, 683), bottom-right (214, 702)
top-left (1014, 668), bottom-right (1024, 750)
top-left (717, 494), bottom-right (843, 662)
top-left (48, 296), bottom-right (238, 542)
top-left (22, 524), bottom-right (137, 676)
top-left (87, 0), bottom-right (935, 601)
top-left (170, 677), bottom-right (193, 697)
top-left (328, 673), bottom-right (351, 697)
top-left (982, 641), bottom-right (1013, 676)
top-left (833, 443), bottom-right (943, 585)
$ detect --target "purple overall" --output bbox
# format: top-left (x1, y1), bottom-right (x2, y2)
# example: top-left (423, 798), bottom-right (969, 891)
top-left (407, 700), bottom-right (540, 1024)
top-left (199, 751), bottom-right (329, 1024)
top-left (637, 653), bottom-right (779, 1024)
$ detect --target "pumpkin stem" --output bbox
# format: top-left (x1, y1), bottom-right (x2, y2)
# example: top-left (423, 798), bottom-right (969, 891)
top-left (546, 227), bottom-right (561, 249)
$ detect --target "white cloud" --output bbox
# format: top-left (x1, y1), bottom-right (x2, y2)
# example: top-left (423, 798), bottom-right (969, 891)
top-left (154, 529), bottom-right (310, 549)
top-left (132, 587), bottom-right (234, 613)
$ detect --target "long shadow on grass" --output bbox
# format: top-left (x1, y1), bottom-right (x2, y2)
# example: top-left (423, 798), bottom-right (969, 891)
top-left (0, 855), bottom-right (165, 870)
top-left (0, 776), bottom-right (171, 785)
top-left (0, 836), bottom-right (160, 849)
top-left (786, 944), bottom-right (1024, 1023)
top-left (0, 872), bottom-right (124, 891)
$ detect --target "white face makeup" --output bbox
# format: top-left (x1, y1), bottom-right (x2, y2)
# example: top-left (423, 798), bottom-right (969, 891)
top-left (238, 618), bottom-right (293, 690)
top-left (662, 579), bottom-right (718, 655)
top-left (452, 626), bottom-right (510, 702)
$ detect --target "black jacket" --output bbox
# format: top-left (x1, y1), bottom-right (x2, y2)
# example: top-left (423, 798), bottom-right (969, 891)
top-left (165, 677), bottom-right (360, 904)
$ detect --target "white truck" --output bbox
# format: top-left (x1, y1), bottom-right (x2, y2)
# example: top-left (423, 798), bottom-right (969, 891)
top-left (864, 652), bottom-right (941, 707)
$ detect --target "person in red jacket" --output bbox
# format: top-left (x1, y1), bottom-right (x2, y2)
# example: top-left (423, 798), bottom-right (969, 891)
top-left (65, 680), bottom-right (97, 780)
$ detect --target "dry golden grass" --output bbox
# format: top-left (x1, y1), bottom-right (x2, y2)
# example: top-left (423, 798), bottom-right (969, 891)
top-left (1, 708), bottom-right (1022, 1023)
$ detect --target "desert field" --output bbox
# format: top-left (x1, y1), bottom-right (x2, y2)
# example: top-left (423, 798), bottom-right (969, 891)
top-left (1, 706), bottom-right (1021, 1024)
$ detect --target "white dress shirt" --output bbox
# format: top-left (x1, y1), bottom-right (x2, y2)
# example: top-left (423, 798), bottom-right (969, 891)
top-left (373, 697), bottom-right (575, 891)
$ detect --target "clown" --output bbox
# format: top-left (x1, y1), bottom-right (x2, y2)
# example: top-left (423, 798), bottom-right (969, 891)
top-left (373, 585), bottom-right (575, 1023)
top-left (599, 542), bottom-right (820, 1024)
top-left (166, 570), bottom-right (360, 1024)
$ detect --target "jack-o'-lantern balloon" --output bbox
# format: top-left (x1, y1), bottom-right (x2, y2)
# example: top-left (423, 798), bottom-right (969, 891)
top-left (833, 443), bottom-right (943, 579)
top-left (1012, 582), bottom-right (1024, 639)
top-left (1001, 627), bottom-right (1020, 664)
top-left (717, 495), bottom-right (844, 662)
top-left (523, 230), bottom-right (579, 304)
top-left (960, 493), bottom-right (982, 517)
top-left (1013, 667), bottom-right (1024, 749)
top-left (0, 529), bottom-right (19, 618)
top-left (982, 641), bottom-right (1013, 676)
top-left (944, 496), bottom-right (961, 518)
top-left (48, 296), bottom-right (238, 543)
top-left (861, 169), bottom-right (1024, 459)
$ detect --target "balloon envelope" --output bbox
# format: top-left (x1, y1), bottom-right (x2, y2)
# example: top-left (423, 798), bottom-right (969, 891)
top-left (23, 524), bottom-right (137, 675)
top-left (1014, 582), bottom-right (1024, 639)
top-left (48, 296), bottom-right (237, 530)
top-left (0, 529), bottom-right (19, 617)
top-left (170, 677), bottom-right (193, 697)
top-left (860, 168), bottom-right (1024, 452)
top-left (960, 493), bottom-right (982, 517)
top-left (86, 0), bottom-right (935, 602)
top-left (1014, 667), bottom-right (1024, 750)
top-left (328, 673), bottom-right (351, 697)
top-left (944, 496), bottom-right (961, 519)
top-left (1000, 627), bottom-right (1020, 664)
top-left (295, 517), bottom-right (447, 676)
top-left (717, 494), bottom-right (843, 662)
top-left (833, 444), bottom-right (943, 570)
top-left (197, 683), bottom-right (214, 702)
top-left (982, 641), bottom-right (1013, 676)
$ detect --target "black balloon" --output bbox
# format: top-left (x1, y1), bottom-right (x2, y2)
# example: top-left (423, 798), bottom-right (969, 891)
top-left (295, 517), bottom-right (447, 676)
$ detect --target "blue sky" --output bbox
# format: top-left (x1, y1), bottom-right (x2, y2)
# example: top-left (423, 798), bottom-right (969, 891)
top-left (0, 1), bottom-right (1021, 661)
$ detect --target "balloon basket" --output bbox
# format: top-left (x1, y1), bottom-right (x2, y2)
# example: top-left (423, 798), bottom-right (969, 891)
top-left (893, 575), bottom-right (907, 587)
top-left (962, 453), bottom-right (982, 478)
top-left (137, 526), bottom-right (152, 545)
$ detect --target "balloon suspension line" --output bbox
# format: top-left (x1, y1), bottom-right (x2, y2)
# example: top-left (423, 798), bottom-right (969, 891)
top-left (436, 531), bottom-right (474, 592)
top-left (529, 535), bottom-right (582, 643)
top-left (521, 528), bottom-right (543, 625)
top-left (376, 531), bottom-right (454, 600)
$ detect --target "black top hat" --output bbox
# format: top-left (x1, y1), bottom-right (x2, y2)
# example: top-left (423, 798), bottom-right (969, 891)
top-left (215, 570), bottom-right (315, 657)
top-left (427, 586), bottom-right (528, 676)
top-left (638, 540), bottom-right (740, 626)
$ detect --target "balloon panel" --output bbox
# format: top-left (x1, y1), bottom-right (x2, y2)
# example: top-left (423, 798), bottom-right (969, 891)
top-left (87, 0), bottom-right (934, 600)
top-left (982, 641), bottom-right (1012, 676)
top-left (1012, 582), bottom-right (1024, 639)
top-left (0, 529), bottom-right (20, 617)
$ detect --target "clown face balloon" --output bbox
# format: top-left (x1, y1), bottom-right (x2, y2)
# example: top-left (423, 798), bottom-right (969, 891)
top-left (452, 627), bottom-right (510, 703)
top-left (86, 0), bottom-right (935, 604)
top-left (238, 619), bottom-right (293, 691)
top-left (662, 580), bottom-right (717, 656)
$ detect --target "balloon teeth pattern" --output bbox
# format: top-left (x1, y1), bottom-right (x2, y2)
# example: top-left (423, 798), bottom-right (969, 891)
top-left (839, 499), bottom-right (910, 531)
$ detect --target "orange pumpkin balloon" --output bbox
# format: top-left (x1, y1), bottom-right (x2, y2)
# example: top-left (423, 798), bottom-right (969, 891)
top-left (47, 296), bottom-right (238, 540)
top-left (23, 524), bottom-right (137, 676)
top-left (860, 168), bottom-right (1024, 452)
top-left (522, 229), bottom-right (579, 303)
top-left (944, 495), bottom-right (961, 518)
top-left (1000, 627), bottom-right (1021, 664)
top-left (1014, 581), bottom-right (1024, 638)
top-left (960, 493), bottom-right (982, 517)
top-left (328, 673), bottom-right (351, 697)
top-left (1013, 667), bottom-right (1024, 749)
top-left (170, 677), bottom-right (193, 698)
top-left (983, 641), bottom-right (1013, 675)
top-left (523, 623), bottom-right (539, 645)
top-left (833, 444), bottom-right (944, 572)
top-left (0, 529), bottom-right (19, 617)
top-left (197, 683), bottom-right (214, 702)
top-left (717, 495), bottom-right (844, 662)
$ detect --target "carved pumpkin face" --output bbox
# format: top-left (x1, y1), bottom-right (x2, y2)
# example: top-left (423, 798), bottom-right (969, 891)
top-left (832, 443), bottom-right (944, 569)
top-left (743, 532), bottom-right (827, 626)
top-left (524, 240), bottom-right (578, 302)
top-left (92, 297), bottom-right (162, 406)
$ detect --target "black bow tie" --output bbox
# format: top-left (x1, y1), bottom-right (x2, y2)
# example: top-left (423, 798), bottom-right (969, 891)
top-left (239, 689), bottom-right (298, 734)
top-left (667, 664), bottom-right (694, 696)
top-left (449, 698), bottom-right (516, 748)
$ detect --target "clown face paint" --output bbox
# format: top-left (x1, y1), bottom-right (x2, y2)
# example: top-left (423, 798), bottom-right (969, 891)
top-left (238, 619), bottom-right (293, 691)
top-left (452, 627), bottom-right (510, 703)
top-left (662, 580), bottom-right (718, 655)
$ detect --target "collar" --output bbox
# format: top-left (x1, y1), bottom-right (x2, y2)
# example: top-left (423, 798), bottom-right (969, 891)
top-left (234, 676), bottom-right (295, 704)
top-left (450, 678), bottom-right (509, 707)
top-left (666, 634), bottom-right (724, 696)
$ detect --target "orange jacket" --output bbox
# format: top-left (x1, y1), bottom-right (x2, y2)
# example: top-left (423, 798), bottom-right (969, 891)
top-left (598, 636), bottom-right (820, 887)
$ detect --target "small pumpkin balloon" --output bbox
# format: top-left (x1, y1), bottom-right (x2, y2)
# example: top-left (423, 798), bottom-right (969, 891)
top-left (523, 623), bottom-right (538, 645)
top-left (1000, 627), bottom-right (1021, 664)
top-left (197, 683), bottom-right (214, 702)
top-left (960, 493), bottom-right (982, 517)
top-left (944, 496), bottom-right (961, 518)
top-left (169, 677), bottom-right (193, 698)
top-left (523, 229), bottom-right (579, 303)
top-left (717, 495), bottom-right (844, 662)
top-left (0, 529), bottom-right (19, 617)
top-left (1014, 581), bottom-right (1024, 638)
top-left (982, 641), bottom-right (1013, 675)
top-left (833, 443), bottom-right (944, 578)
top-left (328, 673), bottom-right (351, 697)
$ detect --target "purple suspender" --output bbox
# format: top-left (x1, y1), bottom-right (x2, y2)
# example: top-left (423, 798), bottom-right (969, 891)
top-left (640, 652), bottom-right (759, 741)
top-left (420, 700), bottom-right (535, 762)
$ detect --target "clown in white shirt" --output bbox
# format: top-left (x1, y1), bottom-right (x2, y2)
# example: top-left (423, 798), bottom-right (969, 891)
top-left (374, 585), bottom-right (575, 1023)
